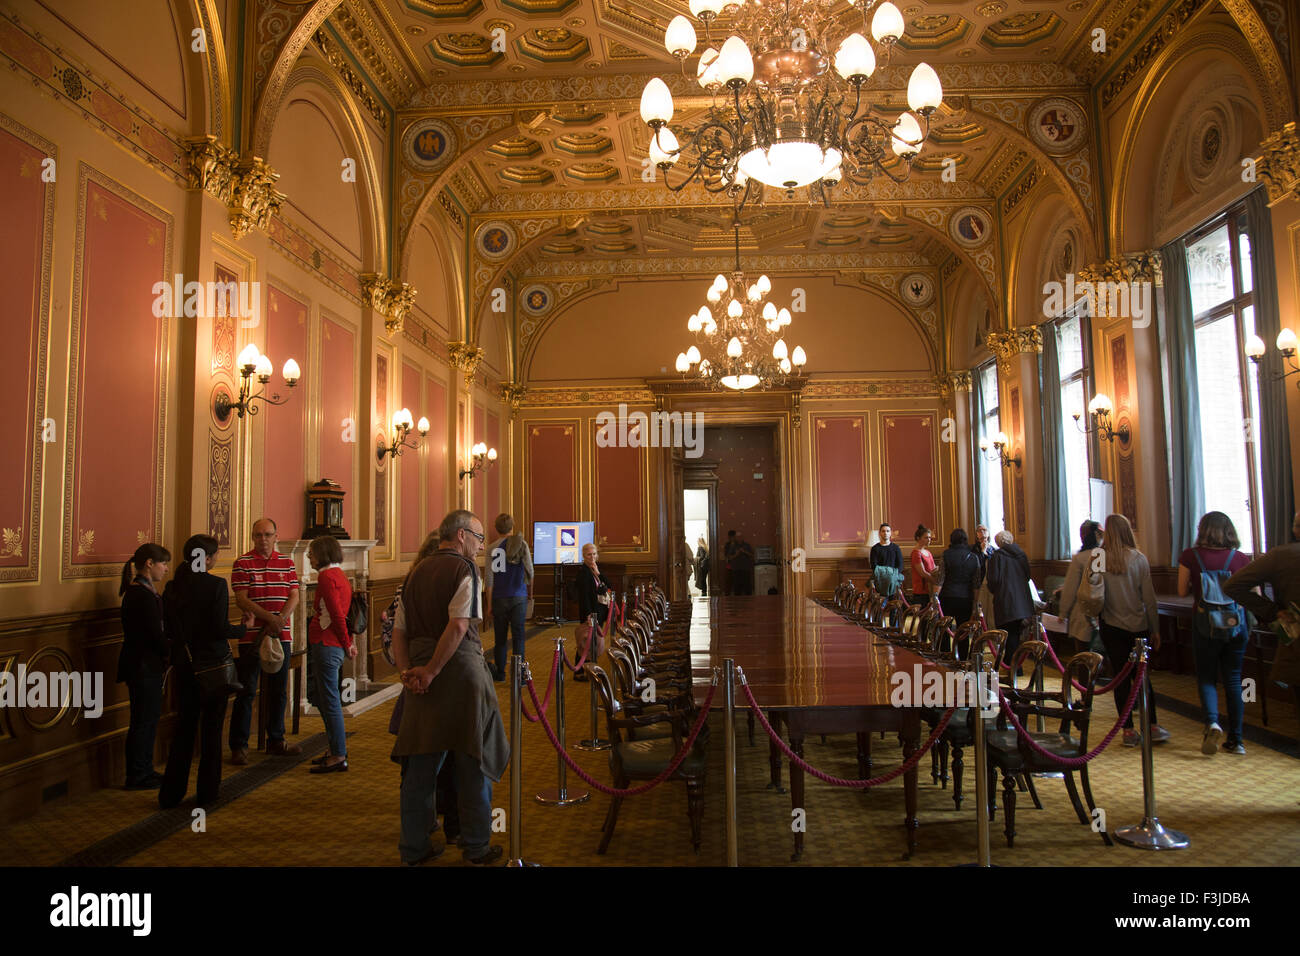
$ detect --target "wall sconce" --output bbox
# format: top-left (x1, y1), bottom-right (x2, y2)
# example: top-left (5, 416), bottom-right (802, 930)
top-left (376, 407), bottom-right (429, 463)
top-left (215, 343), bottom-right (299, 422)
top-left (979, 431), bottom-right (1021, 469)
top-left (1246, 327), bottom-right (1300, 387)
top-left (459, 441), bottom-right (497, 480)
top-left (1073, 393), bottom-right (1130, 443)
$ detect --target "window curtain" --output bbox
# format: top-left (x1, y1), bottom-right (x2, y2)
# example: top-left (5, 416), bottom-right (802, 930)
top-left (1245, 187), bottom-right (1295, 552)
top-left (1159, 239), bottom-right (1205, 564)
top-left (971, 369), bottom-right (985, 525)
top-left (1039, 322), bottom-right (1070, 559)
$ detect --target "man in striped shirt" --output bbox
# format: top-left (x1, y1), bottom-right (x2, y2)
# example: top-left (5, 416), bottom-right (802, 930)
top-left (229, 517), bottom-right (301, 764)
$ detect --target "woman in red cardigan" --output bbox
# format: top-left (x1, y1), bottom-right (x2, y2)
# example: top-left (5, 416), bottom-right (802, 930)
top-left (308, 535), bottom-right (355, 773)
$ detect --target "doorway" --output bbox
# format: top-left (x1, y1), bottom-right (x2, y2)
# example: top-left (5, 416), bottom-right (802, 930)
top-left (712, 425), bottom-right (781, 596)
top-left (683, 488), bottom-right (710, 597)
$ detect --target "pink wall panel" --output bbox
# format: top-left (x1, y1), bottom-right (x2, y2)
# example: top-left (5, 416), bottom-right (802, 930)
top-left (472, 404), bottom-right (486, 520)
top-left (425, 375), bottom-right (448, 531)
top-left (0, 126), bottom-right (49, 574)
top-left (883, 414), bottom-right (937, 538)
top-left (813, 416), bottom-right (867, 545)
top-left (400, 362), bottom-right (421, 554)
top-left (264, 285), bottom-right (309, 538)
top-left (486, 410), bottom-right (500, 523)
top-left (526, 422), bottom-right (578, 541)
top-left (593, 437), bottom-right (643, 548)
top-left (70, 180), bottom-right (168, 567)
top-left (319, 316), bottom-right (355, 533)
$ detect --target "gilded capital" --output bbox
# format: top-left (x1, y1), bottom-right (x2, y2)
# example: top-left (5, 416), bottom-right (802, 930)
top-left (1074, 252), bottom-right (1163, 318)
top-left (183, 135), bottom-right (235, 203)
top-left (448, 341), bottom-right (485, 388)
top-left (499, 381), bottom-right (528, 415)
top-left (985, 330), bottom-right (1019, 372)
top-left (1014, 326), bottom-right (1043, 354)
top-left (386, 283), bottom-right (417, 334)
top-left (1256, 121), bottom-right (1300, 206)
top-left (228, 157), bottom-right (285, 240)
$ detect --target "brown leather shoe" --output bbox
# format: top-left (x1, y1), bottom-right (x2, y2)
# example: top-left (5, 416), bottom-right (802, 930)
top-left (266, 740), bottom-right (302, 756)
top-left (230, 748), bottom-right (249, 766)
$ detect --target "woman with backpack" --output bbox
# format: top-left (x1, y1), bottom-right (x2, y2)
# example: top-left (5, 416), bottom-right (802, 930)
top-left (1177, 512), bottom-right (1251, 756)
top-left (306, 535), bottom-right (354, 774)
top-left (1058, 520), bottom-right (1104, 653)
top-left (1096, 513), bottom-right (1171, 748)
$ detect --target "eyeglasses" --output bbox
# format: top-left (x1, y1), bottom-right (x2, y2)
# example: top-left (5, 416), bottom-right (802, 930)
top-left (464, 528), bottom-right (485, 542)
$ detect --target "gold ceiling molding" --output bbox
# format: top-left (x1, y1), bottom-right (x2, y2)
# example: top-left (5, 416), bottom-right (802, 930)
top-left (1256, 120), bottom-right (1300, 206)
top-left (1064, 0), bottom-right (1159, 83)
top-left (184, 137), bottom-right (286, 240)
top-left (361, 274), bottom-right (418, 334)
top-left (1100, 0), bottom-right (1210, 110)
top-left (520, 249), bottom-right (934, 280)
top-left (448, 340), bottom-right (485, 387)
top-left (800, 378), bottom-right (942, 398)
top-left (313, 27), bottom-right (389, 128)
top-left (519, 384), bottom-right (655, 407)
top-left (1002, 165), bottom-right (1041, 214)
top-left (330, 1), bottom-right (417, 104)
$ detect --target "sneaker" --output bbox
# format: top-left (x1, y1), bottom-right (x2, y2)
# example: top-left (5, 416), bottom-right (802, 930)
top-left (1223, 740), bottom-right (1247, 755)
top-left (1202, 723), bottom-right (1223, 755)
top-left (1149, 725), bottom-right (1172, 744)
top-left (1122, 729), bottom-right (1141, 747)
top-left (464, 845), bottom-right (503, 866)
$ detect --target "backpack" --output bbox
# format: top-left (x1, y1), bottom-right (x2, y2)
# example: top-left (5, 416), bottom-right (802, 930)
top-left (1078, 570), bottom-right (1105, 618)
top-left (346, 591), bottom-right (368, 636)
top-left (1192, 549), bottom-right (1244, 639)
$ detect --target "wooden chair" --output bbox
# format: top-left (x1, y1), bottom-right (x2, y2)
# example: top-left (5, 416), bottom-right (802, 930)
top-left (935, 629), bottom-right (1007, 809)
top-left (984, 642), bottom-right (1110, 847)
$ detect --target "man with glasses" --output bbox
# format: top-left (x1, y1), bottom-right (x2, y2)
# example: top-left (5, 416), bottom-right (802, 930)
top-left (392, 510), bottom-right (507, 866)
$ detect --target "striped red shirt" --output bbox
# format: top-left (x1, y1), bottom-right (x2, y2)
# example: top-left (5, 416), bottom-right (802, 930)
top-left (232, 549), bottom-right (299, 643)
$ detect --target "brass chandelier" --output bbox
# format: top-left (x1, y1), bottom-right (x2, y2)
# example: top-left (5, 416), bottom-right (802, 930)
top-left (674, 221), bottom-right (807, 390)
top-left (640, 0), bottom-right (942, 211)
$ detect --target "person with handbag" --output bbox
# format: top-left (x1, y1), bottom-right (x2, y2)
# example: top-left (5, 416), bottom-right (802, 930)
top-left (484, 513), bottom-right (533, 682)
top-left (1178, 512), bottom-right (1252, 756)
top-left (1058, 520), bottom-right (1104, 653)
top-left (159, 534), bottom-right (245, 809)
top-left (118, 543), bottom-right (171, 791)
top-left (574, 542), bottom-right (612, 681)
top-left (695, 536), bottom-right (710, 596)
top-left (229, 517), bottom-right (301, 764)
top-left (306, 535), bottom-right (355, 774)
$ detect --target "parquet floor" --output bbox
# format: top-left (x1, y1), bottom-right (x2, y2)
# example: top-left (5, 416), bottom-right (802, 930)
top-left (3, 600), bottom-right (1298, 868)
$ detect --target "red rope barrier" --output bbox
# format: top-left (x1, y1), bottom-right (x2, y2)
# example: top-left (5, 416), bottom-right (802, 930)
top-left (995, 661), bottom-right (1146, 768)
top-left (521, 646), bottom-right (559, 723)
top-left (740, 680), bottom-right (956, 789)
top-left (525, 675), bottom-right (717, 797)
top-left (1038, 634), bottom-right (1136, 694)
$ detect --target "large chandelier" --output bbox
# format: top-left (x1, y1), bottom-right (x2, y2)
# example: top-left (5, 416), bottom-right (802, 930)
top-left (639, 1), bottom-right (942, 210)
top-left (674, 222), bottom-right (808, 390)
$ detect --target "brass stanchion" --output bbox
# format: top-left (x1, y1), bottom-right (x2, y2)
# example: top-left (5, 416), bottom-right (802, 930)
top-left (1114, 637), bottom-right (1189, 849)
top-left (506, 654), bottom-right (539, 867)
top-left (536, 635), bottom-right (589, 806)
top-left (578, 611), bottom-right (610, 751)
top-left (724, 659), bottom-right (738, 867)
top-left (971, 650), bottom-right (993, 867)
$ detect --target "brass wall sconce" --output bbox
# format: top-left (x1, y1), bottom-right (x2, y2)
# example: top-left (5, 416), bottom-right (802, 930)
top-left (979, 431), bottom-right (1021, 469)
top-left (459, 441), bottom-right (497, 479)
top-left (215, 343), bottom-right (299, 422)
top-left (1073, 393), bottom-right (1130, 443)
top-left (376, 408), bottom-right (429, 463)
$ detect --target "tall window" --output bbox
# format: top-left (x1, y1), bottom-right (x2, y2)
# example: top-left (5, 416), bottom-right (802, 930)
top-left (1055, 309), bottom-right (1094, 538)
top-left (1183, 205), bottom-right (1265, 553)
top-left (978, 361), bottom-right (1005, 533)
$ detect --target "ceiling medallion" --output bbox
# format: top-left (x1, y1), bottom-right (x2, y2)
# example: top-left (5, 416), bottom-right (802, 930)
top-left (1027, 96), bottom-right (1087, 155)
top-left (949, 206), bottom-right (991, 248)
top-left (674, 220), bottom-right (807, 391)
top-left (640, 0), bottom-right (942, 214)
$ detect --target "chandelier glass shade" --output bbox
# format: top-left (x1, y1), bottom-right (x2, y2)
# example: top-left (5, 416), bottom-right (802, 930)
top-left (675, 224), bottom-right (808, 391)
top-left (641, 0), bottom-right (942, 210)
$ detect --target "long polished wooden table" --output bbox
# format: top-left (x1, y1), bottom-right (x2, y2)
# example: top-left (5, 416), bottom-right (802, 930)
top-left (689, 594), bottom-right (954, 859)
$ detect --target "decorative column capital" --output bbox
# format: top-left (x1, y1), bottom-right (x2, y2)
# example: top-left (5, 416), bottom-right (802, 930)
top-left (360, 276), bottom-right (418, 334)
top-left (228, 157), bottom-right (285, 240)
top-left (985, 330), bottom-right (1019, 373)
top-left (934, 370), bottom-right (971, 401)
top-left (448, 341), bottom-right (485, 388)
top-left (1256, 120), bottom-right (1300, 206)
top-left (183, 135), bottom-right (236, 203)
top-left (1014, 326), bottom-right (1043, 354)
top-left (499, 381), bottom-right (528, 416)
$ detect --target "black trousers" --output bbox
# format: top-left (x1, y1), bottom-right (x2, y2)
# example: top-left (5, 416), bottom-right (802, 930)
top-left (1099, 621), bottom-right (1158, 730)
top-left (734, 569), bottom-right (754, 595)
top-left (124, 672), bottom-right (164, 784)
top-left (1000, 619), bottom-right (1028, 666)
top-left (939, 595), bottom-right (973, 627)
top-left (160, 673), bottom-right (229, 808)
top-left (697, 566), bottom-right (708, 595)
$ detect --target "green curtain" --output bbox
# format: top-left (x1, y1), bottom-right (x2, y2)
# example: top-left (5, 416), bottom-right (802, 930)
top-left (1159, 239), bottom-right (1206, 564)
top-left (1039, 322), bottom-right (1070, 559)
top-left (1245, 187), bottom-right (1295, 551)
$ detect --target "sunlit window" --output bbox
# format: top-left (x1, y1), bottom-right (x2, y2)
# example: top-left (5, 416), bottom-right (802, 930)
top-left (978, 361), bottom-right (1004, 533)
top-left (1055, 310), bottom-right (1093, 540)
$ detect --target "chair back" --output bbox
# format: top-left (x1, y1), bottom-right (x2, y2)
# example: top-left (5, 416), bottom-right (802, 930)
top-left (586, 664), bottom-right (625, 746)
top-left (969, 629), bottom-right (1007, 672)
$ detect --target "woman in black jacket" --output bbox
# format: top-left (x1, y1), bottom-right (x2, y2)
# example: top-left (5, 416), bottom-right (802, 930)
top-left (118, 543), bottom-right (171, 790)
top-left (574, 542), bottom-right (612, 681)
top-left (159, 534), bottom-right (244, 809)
top-left (938, 528), bottom-right (982, 627)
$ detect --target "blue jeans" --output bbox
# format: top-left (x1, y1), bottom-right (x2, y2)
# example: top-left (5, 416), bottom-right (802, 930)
top-left (491, 596), bottom-right (528, 676)
top-left (399, 751), bottom-right (493, 862)
top-left (229, 640), bottom-right (291, 749)
top-left (1194, 631), bottom-right (1248, 743)
top-left (311, 643), bottom-right (347, 758)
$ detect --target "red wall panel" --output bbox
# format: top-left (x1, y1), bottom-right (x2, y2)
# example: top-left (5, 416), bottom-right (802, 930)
top-left (400, 362), bottom-right (421, 554)
top-left (714, 426), bottom-right (779, 555)
top-left (812, 416), bottom-right (868, 545)
top-left (425, 374), bottom-right (448, 531)
top-left (593, 430), bottom-right (644, 548)
top-left (883, 414), bottom-right (937, 537)
top-left (319, 315), bottom-right (355, 533)
top-left (526, 422), bottom-right (578, 540)
top-left (69, 179), bottom-right (168, 568)
top-left (264, 285), bottom-right (309, 538)
top-left (0, 125), bottom-right (50, 576)
top-left (374, 354), bottom-right (388, 548)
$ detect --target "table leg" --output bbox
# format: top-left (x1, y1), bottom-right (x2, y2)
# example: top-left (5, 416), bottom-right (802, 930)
top-left (856, 732), bottom-right (872, 781)
top-left (790, 732), bottom-right (805, 861)
top-left (767, 712), bottom-right (786, 792)
top-left (902, 713), bottom-right (919, 859)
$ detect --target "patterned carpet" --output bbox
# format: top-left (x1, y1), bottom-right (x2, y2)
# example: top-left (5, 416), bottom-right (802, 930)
top-left (3, 604), bottom-right (1298, 868)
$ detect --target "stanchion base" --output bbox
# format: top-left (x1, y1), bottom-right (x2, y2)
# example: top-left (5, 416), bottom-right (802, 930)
top-left (1031, 771), bottom-right (1064, 779)
top-left (1113, 818), bottom-right (1190, 850)
top-left (506, 859), bottom-right (543, 867)
top-left (535, 788), bottom-right (591, 806)
top-left (575, 738), bottom-right (610, 751)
